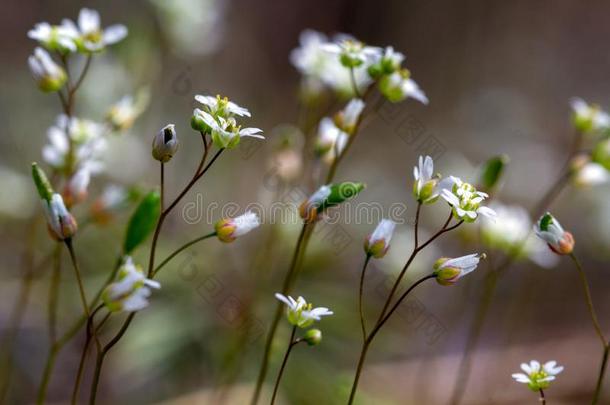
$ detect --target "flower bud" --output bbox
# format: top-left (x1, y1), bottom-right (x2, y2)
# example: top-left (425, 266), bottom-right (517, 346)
top-left (299, 182), bottom-right (365, 223)
top-left (534, 213), bottom-right (575, 255)
top-left (42, 193), bottom-right (78, 241)
top-left (379, 69), bottom-right (428, 104)
top-left (215, 211), bottom-right (260, 243)
top-left (152, 124), bottom-right (179, 162)
top-left (31, 162), bottom-right (54, 202)
top-left (413, 155), bottom-right (440, 204)
top-left (364, 219), bottom-right (396, 259)
top-left (303, 329), bottom-right (322, 346)
top-left (571, 98), bottom-right (610, 134)
top-left (28, 47), bottom-right (67, 92)
top-left (191, 108), bottom-right (211, 132)
top-left (433, 253), bottom-right (484, 286)
top-left (333, 99), bottom-right (364, 135)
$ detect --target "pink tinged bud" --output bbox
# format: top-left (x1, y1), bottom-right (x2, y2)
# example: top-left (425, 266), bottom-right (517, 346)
top-left (43, 193), bottom-right (77, 241)
top-left (535, 213), bottom-right (575, 256)
top-left (215, 211), bottom-right (260, 243)
top-left (364, 219), bottom-right (396, 258)
top-left (549, 231), bottom-right (575, 255)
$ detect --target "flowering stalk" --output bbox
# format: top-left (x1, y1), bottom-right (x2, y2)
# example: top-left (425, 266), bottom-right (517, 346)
top-left (270, 326), bottom-right (301, 405)
top-left (358, 254), bottom-right (371, 341)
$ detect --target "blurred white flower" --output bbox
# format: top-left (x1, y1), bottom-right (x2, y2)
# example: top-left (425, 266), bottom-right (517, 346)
top-left (28, 47), bottom-right (67, 92)
top-left (61, 8), bottom-right (127, 52)
top-left (512, 360), bottom-right (563, 391)
top-left (573, 162), bottom-right (610, 187)
top-left (275, 293), bottom-right (333, 328)
top-left (413, 155), bottom-right (441, 204)
top-left (379, 70), bottom-right (428, 104)
top-left (63, 167), bottom-right (91, 206)
top-left (315, 117), bottom-right (348, 164)
top-left (28, 22), bottom-right (77, 53)
top-left (103, 257), bottom-right (161, 312)
top-left (433, 253), bottom-right (484, 286)
top-left (364, 219), bottom-right (396, 259)
top-left (42, 193), bottom-right (78, 241)
top-left (571, 97), bottom-right (610, 134)
top-left (441, 177), bottom-right (496, 222)
top-left (106, 90), bottom-right (150, 132)
top-left (195, 94), bottom-right (250, 117)
top-left (322, 36), bottom-right (382, 68)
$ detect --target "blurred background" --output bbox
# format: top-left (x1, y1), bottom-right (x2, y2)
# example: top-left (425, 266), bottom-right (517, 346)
top-left (1, 0), bottom-right (610, 404)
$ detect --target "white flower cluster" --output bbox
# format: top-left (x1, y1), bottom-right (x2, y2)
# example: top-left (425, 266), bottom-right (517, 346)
top-left (290, 30), bottom-right (427, 104)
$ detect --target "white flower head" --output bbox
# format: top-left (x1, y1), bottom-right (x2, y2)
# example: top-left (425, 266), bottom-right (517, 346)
top-left (195, 94), bottom-right (251, 118)
top-left (42, 193), bottom-right (77, 241)
top-left (61, 8), bottom-right (127, 52)
top-left (571, 97), bottom-right (610, 134)
top-left (322, 35), bottom-right (382, 68)
top-left (573, 162), bottom-right (610, 187)
top-left (315, 117), bottom-right (348, 163)
top-left (215, 211), bottom-right (260, 243)
top-left (512, 360), bottom-right (564, 391)
top-left (28, 47), bottom-right (67, 92)
top-left (441, 177), bottom-right (496, 223)
top-left (63, 167), bottom-right (91, 206)
top-left (334, 98), bottom-right (365, 134)
top-left (380, 70), bottom-right (428, 104)
top-left (197, 111), bottom-right (264, 149)
top-left (365, 219), bottom-right (396, 259)
top-left (106, 90), bottom-right (150, 132)
top-left (433, 253), bottom-right (484, 286)
top-left (103, 257), bottom-right (161, 313)
top-left (534, 213), bottom-right (574, 255)
top-left (28, 22), bottom-right (77, 53)
top-left (275, 293), bottom-right (333, 328)
top-left (413, 155), bottom-right (442, 204)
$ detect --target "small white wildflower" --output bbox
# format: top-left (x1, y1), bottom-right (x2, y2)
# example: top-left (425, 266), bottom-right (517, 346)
top-left (28, 47), bottom-right (67, 92)
top-left (42, 193), bottom-right (78, 241)
top-left (571, 97), bottom-right (610, 134)
top-left (379, 70), bottom-right (428, 104)
top-left (322, 36), bottom-right (382, 68)
top-left (534, 213), bottom-right (574, 255)
top-left (197, 110), bottom-right (264, 149)
top-left (512, 360), bottom-right (564, 391)
top-left (28, 22), bottom-right (77, 53)
top-left (275, 293), bottom-right (333, 328)
top-left (62, 8), bottom-right (127, 52)
top-left (441, 177), bottom-right (496, 222)
top-left (413, 155), bottom-right (441, 204)
top-left (106, 90), bottom-right (150, 132)
top-left (573, 162), bottom-right (610, 187)
top-left (102, 257), bottom-right (161, 312)
top-left (215, 211), bottom-right (261, 243)
top-left (63, 167), bottom-right (91, 206)
top-left (433, 253), bottom-right (484, 286)
top-left (315, 117), bottom-right (348, 163)
top-left (194, 94), bottom-right (251, 117)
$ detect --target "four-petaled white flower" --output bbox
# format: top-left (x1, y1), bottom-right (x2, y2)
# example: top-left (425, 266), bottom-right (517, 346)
top-left (571, 97), bottom-right (610, 134)
top-left (512, 360), bottom-right (564, 391)
top-left (102, 257), bottom-right (161, 313)
top-left (322, 36), bottom-right (382, 68)
top-left (413, 155), bottom-right (441, 204)
top-left (28, 22), bottom-right (77, 53)
top-left (364, 219), bottom-right (396, 259)
top-left (275, 293), bottom-right (333, 328)
top-left (441, 176), bottom-right (496, 222)
top-left (28, 47), bottom-right (67, 92)
top-left (215, 211), bottom-right (261, 243)
top-left (433, 253), bottom-right (484, 286)
top-left (534, 212), bottom-right (574, 255)
top-left (61, 8), bottom-right (127, 52)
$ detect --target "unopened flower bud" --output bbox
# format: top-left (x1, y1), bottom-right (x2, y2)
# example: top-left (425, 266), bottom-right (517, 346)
top-left (534, 213), bottom-right (575, 255)
top-left (215, 211), bottom-right (260, 243)
top-left (379, 69), bottom-right (428, 104)
top-left (571, 98), bottom-right (610, 134)
top-left (31, 162), bottom-right (54, 202)
top-left (28, 47), bottom-right (67, 92)
top-left (299, 185), bottom-right (332, 223)
top-left (333, 99), bottom-right (364, 134)
top-left (364, 219), bottom-right (396, 259)
top-left (152, 124), bottom-right (179, 162)
top-left (299, 182), bottom-right (365, 223)
top-left (413, 155), bottom-right (441, 204)
top-left (42, 193), bottom-right (78, 241)
top-left (433, 253), bottom-right (484, 286)
top-left (303, 329), bottom-right (322, 346)
top-left (592, 138), bottom-right (610, 170)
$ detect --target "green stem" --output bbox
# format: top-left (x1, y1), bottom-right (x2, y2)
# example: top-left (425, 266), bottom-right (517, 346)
top-left (152, 232), bottom-right (217, 278)
top-left (270, 326), bottom-right (298, 405)
top-left (358, 255), bottom-right (372, 341)
top-left (593, 344), bottom-right (610, 405)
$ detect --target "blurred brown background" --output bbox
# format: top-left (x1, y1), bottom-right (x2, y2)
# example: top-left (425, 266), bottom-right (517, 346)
top-left (1, 0), bottom-right (610, 404)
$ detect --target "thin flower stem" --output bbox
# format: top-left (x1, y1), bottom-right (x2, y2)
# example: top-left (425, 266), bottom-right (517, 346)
top-left (160, 163), bottom-right (165, 211)
top-left (48, 245), bottom-right (62, 345)
top-left (593, 344), bottom-right (610, 405)
top-left (347, 274), bottom-right (435, 404)
top-left (349, 67), bottom-right (361, 98)
top-left (539, 388), bottom-right (546, 405)
top-left (65, 239), bottom-right (90, 318)
top-left (70, 55), bottom-right (92, 97)
top-left (152, 232), bottom-right (217, 278)
top-left (270, 326), bottom-right (298, 405)
top-left (569, 253), bottom-right (607, 346)
top-left (358, 255), bottom-right (372, 341)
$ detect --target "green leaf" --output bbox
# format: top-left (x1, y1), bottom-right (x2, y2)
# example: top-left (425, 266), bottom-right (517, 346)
top-left (31, 162), bottom-right (54, 201)
top-left (479, 154), bottom-right (509, 191)
top-left (123, 190), bottom-right (161, 254)
top-left (318, 182), bottom-right (366, 212)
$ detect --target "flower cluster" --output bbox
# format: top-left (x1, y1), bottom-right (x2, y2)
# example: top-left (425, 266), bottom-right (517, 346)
top-left (191, 95), bottom-right (264, 148)
top-left (290, 30), bottom-right (427, 104)
top-left (512, 360), bottom-right (564, 391)
top-left (102, 257), bottom-right (161, 313)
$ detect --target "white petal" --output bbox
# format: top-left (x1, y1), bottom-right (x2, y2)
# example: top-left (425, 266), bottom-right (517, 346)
top-left (103, 25), bottom-right (127, 45)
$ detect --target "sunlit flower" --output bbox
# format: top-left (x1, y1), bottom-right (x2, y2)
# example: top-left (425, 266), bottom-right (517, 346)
top-left (433, 253), bottom-right (484, 286)
top-left (194, 94), bottom-right (251, 118)
top-left (61, 8), bottom-right (127, 52)
top-left (102, 257), bottom-right (161, 312)
top-left (379, 69), bottom-right (428, 104)
top-left (275, 293), bottom-right (333, 328)
top-left (196, 110), bottom-right (264, 149)
top-left (27, 22), bottom-right (77, 53)
top-left (28, 47), bottom-right (67, 92)
top-left (413, 155), bottom-right (441, 204)
top-left (42, 193), bottom-right (78, 241)
top-left (322, 36), bottom-right (382, 68)
top-left (364, 219), bottom-right (396, 258)
top-left (106, 90), bottom-right (150, 132)
top-left (152, 124), bottom-right (179, 162)
top-left (534, 213), bottom-right (574, 255)
top-left (215, 211), bottom-right (261, 243)
top-left (571, 97), bottom-right (610, 134)
top-left (441, 177), bottom-right (496, 222)
top-left (512, 360), bottom-right (564, 391)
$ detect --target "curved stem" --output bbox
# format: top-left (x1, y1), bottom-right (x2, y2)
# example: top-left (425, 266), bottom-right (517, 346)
top-left (593, 344), bottom-right (610, 405)
top-left (70, 55), bottom-right (92, 97)
top-left (539, 388), bottom-right (546, 405)
top-left (358, 255), bottom-right (372, 341)
top-left (65, 239), bottom-right (90, 318)
top-left (71, 305), bottom-right (104, 405)
top-left (152, 232), bottom-right (217, 278)
top-left (270, 326), bottom-right (298, 405)
top-left (160, 163), bottom-right (165, 211)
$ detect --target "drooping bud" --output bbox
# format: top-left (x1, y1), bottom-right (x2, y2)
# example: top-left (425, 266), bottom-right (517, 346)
top-left (303, 329), bottom-right (322, 346)
top-left (28, 47), bottom-right (67, 92)
top-left (42, 193), bottom-right (78, 241)
top-left (152, 124), bottom-right (179, 162)
top-left (215, 211), bottom-right (260, 243)
top-left (364, 219), bottom-right (396, 259)
top-left (433, 253), bottom-right (485, 286)
top-left (534, 213), bottom-right (575, 255)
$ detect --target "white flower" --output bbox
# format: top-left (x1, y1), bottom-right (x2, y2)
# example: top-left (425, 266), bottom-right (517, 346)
top-left (339, 98), bottom-right (365, 131)
top-left (197, 110), bottom-right (263, 149)
top-left (322, 36), bottom-right (382, 68)
top-left (571, 97), bottom-right (610, 134)
top-left (28, 47), bottom-right (67, 92)
top-left (413, 155), bottom-right (441, 203)
top-left (62, 8), bottom-right (127, 52)
top-left (102, 257), bottom-right (161, 312)
top-left (573, 162), bottom-right (610, 187)
top-left (215, 211), bottom-right (261, 243)
top-left (64, 168), bottom-right (91, 206)
top-left (195, 94), bottom-right (251, 117)
top-left (42, 193), bottom-right (77, 241)
top-left (441, 177), bottom-right (496, 222)
top-left (379, 70), bottom-right (428, 104)
top-left (512, 360), bottom-right (564, 391)
top-left (275, 293), bottom-right (333, 328)
top-left (365, 219), bottom-right (396, 258)
top-left (106, 90), bottom-right (150, 132)
top-left (534, 213), bottom-right (574, 255)
top-left (28, 22), bottom-right (77, 53)
top-left (433, 253), bottom-right (484, 286)
top-left (315, 118), bottom-right (348, 163)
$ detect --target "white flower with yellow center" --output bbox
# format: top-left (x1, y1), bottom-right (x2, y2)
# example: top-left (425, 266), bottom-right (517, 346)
top-left (512, 360), bottom-right (563, 391)
top-left (322, 36), bottom-right (382, 68)
top-left (275, 293), bottom-right (333, 328)
top-left (413, 155), bottom-right (441, 204)
top-left (103, 257), bottom-right (161, 313)
top-left (28, 22), bottom-right (77, 53)
top-left (441, 177), bottom-right (496, 222)
top-left (61, 8), bottom-right (127, 52)
top-left (571, 97), bottom-right (610, 134)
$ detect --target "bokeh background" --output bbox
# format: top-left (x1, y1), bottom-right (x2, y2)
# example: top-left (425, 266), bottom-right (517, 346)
top-left (2, 0), bottom-right (610, 404)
